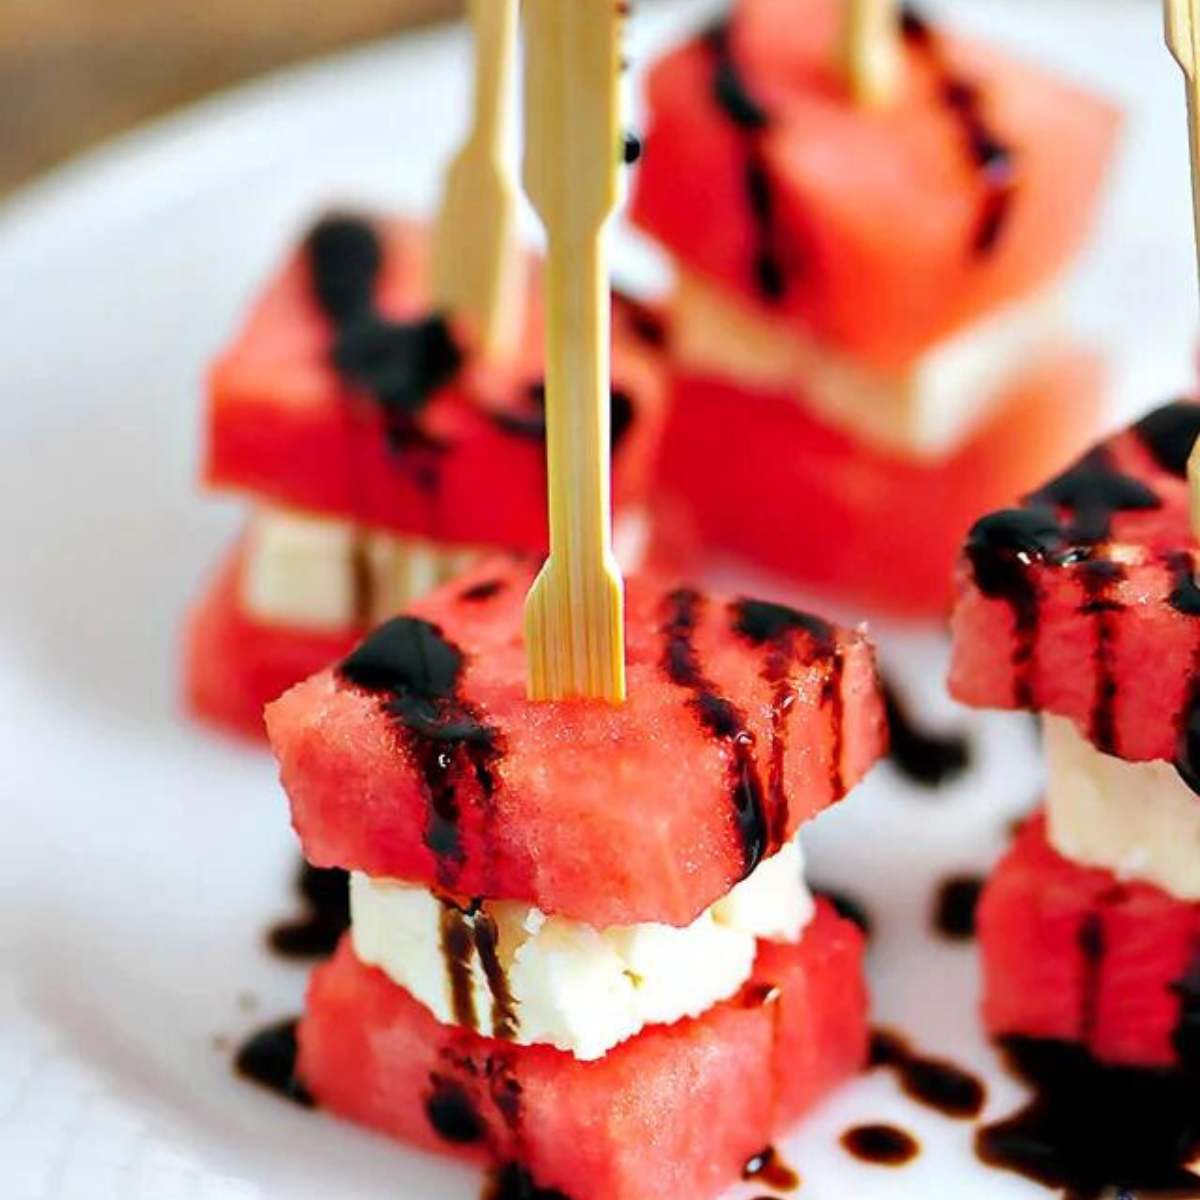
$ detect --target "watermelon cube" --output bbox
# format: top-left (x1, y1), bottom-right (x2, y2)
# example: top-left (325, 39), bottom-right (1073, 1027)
top-left (630, 0), bottom-right (1119, 370)
top-left (950, 399), bottom-right (1200, 772)
top-left (655, 347), bottom-right (1102, 617)
top-left (266, 558), bottom-right (886, 928)
top-left (298, 902), bottom-right (867, 1200)
top-left (185, 539), bottom-right (359, 741)
top-left (978, 816), bottom-right (1200, 1069)
top-left (204, 215), bottom-right (667, 549)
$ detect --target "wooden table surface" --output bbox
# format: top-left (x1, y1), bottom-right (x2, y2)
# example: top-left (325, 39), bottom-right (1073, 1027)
top-left (0, 0), bottom-right (462, 195)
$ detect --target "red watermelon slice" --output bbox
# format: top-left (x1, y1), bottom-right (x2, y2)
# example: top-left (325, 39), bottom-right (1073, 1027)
top-left (630, 0), bottom-right (1119, 370)
top-left (204, 215), bottom-right (667, 550)
top-left (298, 902), bottom-right (867, 1200)
top-left (979, 816), bottom-right (1200, 1069)
top-left (950, 399), bottom-right (1200, 776)
top-left (184, 540), bottom-right (359, 740)
top-left (266, 558), bottom-right (886, 928)
top-left (656, 347), bottom-right (1102, 617)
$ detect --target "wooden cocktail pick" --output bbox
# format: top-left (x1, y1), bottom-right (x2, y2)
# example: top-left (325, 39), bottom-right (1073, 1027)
top-left (1166, 0), bottom-right (1200, 537)
top-left (432, 0), bottom-right (522, 359)
top-left (843, 0), bottom-right (901, 106)
top-left (521, 0), bottom-right (626, 703)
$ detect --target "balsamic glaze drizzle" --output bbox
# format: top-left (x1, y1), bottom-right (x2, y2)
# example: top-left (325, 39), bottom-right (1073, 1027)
top-left (460, 578), bottom-right (506, 604)
top-left (732, 598), bottom-right (841, 839)
top-left (900, 6), bottom-right (1016, 255)
top-left (662, 589), bottom-right (769, 876)
top-left (869, 1029), bottom-right (986, 1118)
top-left (965, 445), bottom-right (1161, 715)
top-left (705, 23), bottom-right (788, 302)
top-left (306, 216), bottom-right (462, 464)
top-left (267, 861), bottom-right (350, 960)
top-left (425, 1075), bottom-right (487, 1144)
top-left (234, 1018), bottom-right (314, 1107)
top-left (932, 874), bottom-right (983, 940)
top-left (491, 382), bottom-right (635, 453)
top-left (841, 1124), bottom-right (920, 1166)
top-left (976, 1036), bottom-right (1200, 1199)
top-left (338, 617), bottom-right (502, 888)
top-left (813, 887), bottom-right (873, 938)
top-left (482, 1164), bottom-right (572, 1200)
top-left (1135, 400), bottom-right (1200, 477)
top-left (742, 1145), bottom-right (800, 1190)
top-left (439, 902), bottom-right (480, 1030)
top-left (882, 678), bottom-right (970, 788)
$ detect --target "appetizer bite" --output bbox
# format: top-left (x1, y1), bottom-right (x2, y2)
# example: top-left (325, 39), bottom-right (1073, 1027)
top-left (184, 0), bottom-right (667, 739)
top-left (266, 557), bottom-right (885, 1198)
top-left (950, 399), bottom-right (1200, 1174)
top-left (247, 7), bottom-right (888, 1195)
top-left (185, 219), bottom-right (665, 738)
top-left (631, 0), bottom-right (1118, 616)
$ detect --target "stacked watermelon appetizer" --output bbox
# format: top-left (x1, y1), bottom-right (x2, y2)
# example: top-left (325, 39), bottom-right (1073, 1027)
top-left (950, 399), bottom-right (1200, 1077)
top-left (630, 0), bottom-right (1118, 616)
top-left (185, 215), bottom-right (668, 738)
top-left (264, 557), bottom-right (887, 1198)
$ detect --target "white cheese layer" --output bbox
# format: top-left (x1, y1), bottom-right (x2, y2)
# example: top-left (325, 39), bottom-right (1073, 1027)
top-left (1045, 714), bottom-right (1200, 901)
top-left (350, 837), bottom-right (814, 1061)
top-left (241, 505), bottom-right (648, 631)
top-left (671, 269), bottom-right (1063, 458)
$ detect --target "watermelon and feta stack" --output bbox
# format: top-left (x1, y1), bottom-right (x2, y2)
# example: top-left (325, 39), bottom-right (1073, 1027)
top-left (185, 215), bottom-right (669, 738)
top-left (630, 0), bottom-right (1118, 616)
top-left (949, 399), bottom-right (1200, 1074)
top-left (264, 558), bottom-right (887, 1198)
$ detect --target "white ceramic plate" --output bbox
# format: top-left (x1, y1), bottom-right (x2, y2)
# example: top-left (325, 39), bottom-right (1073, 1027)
top-left (0, 2), bottom-right (1194, 1197)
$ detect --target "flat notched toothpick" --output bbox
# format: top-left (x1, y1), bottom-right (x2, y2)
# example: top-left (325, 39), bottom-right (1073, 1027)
top-left (1167, 0), bottom-right (1200, 541)
top-left (843, 0), bottom-right (901, 107)
top-left (521, 0), bottom-right (626, 703)
top-left (432, 0), bottom-right (521, 359)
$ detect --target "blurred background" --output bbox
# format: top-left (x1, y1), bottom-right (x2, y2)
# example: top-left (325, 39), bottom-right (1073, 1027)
top-left (0, 0), bottom-right (466, 193)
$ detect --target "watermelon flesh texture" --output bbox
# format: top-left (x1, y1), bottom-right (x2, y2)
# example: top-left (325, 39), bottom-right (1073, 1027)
top-left (950, 400), bottom-right (1200, 767)
top-left (299, 902), bottom-right (867, 1200)
top-left (979, 816), bottom-right (1200, 1069)
top-left (656, 348), bottom-right (1102, 618)
top-left (267, 558), bottom-right (886, 929)
top-left (204, 216), bottom-right (668, 548)
top-left (185, 540), bottom-right (357, 740)
top-left (631, 0), bottom-right (1119, 371)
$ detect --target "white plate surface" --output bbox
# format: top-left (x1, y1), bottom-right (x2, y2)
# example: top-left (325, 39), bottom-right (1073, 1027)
top-left (0, 1), bottom-right (1195, 1197)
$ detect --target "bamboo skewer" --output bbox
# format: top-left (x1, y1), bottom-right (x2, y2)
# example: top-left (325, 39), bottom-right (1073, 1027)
top-left (521, 0), bottom-right (626, 703)
top-left (1166, 0), bottom-right (1200, 539)
top-left (843, 0), bottom-right (901, 107)
top-left (432, 0), bottom-right (521, 359)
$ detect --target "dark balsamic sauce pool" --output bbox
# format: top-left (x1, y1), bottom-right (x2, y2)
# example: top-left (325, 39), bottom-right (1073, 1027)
top-left (813, 887), bottom-right (873, 939)
top-left (932, 874), bottom-right (984, 940)
top-left (870, 1029), bottom-right (985, 1119)
top-left (841, 1123), bottom-right (920, 1166)
top-left (234, 1018), bottom-right (313, 1107)
top-left (267, 861), bottom-right (349, 959)
top-left (976, 1036), bottom-right (1200, 1199)
top-left (881, 676), bottom-right (970, 788)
